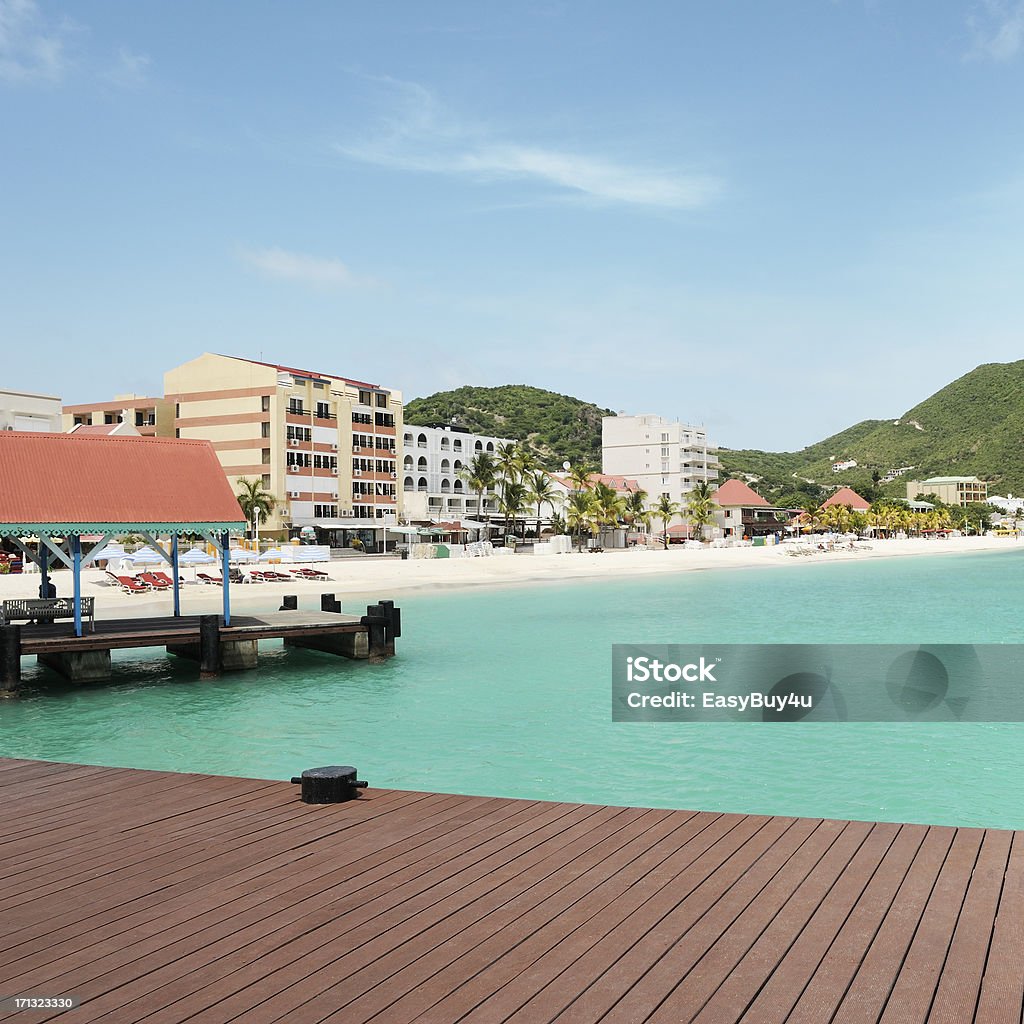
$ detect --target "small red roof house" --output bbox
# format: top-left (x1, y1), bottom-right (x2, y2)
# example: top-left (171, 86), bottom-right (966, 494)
top-left (712, 479), bottom-right (771, 509)
top-left (821, 486), bottom-right (870, 512)
top-left (712, 480), bottom-right (787, 538)
top-left (550, 473), bottom-right (641, 496)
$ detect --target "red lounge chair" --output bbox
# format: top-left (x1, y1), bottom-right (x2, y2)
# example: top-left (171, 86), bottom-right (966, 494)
top-left (139, 573), bottom-right (172, 590)
top-left (291, 568), bottom-right (328, 580)
top-left (115, 574), bottom-right (150, 594)
top-left (150, 571), bottom-right (179, 587)
top-left (197, 573), bottom-right (223, 586)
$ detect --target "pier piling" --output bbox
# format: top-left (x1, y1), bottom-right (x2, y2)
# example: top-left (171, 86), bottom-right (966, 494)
top-left (1, 625), bottom-right (22, 697)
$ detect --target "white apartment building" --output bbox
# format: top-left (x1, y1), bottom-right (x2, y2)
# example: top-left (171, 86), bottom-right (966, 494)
top-left (602, 414), bottom-right (719, 516)
top-left (401, 425), bottom-right (510, 523)
top-left (1, 389), bottom-right (62, 433)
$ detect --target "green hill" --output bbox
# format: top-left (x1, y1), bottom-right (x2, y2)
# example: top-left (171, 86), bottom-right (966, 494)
top-left (404, 385), bottom-right (613, 467)
top-left (720, 360), bottom-right (1024, 499)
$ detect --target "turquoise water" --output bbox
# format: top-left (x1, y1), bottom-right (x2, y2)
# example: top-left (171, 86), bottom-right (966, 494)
top-left (3, 550), bottom-right (1024, 829)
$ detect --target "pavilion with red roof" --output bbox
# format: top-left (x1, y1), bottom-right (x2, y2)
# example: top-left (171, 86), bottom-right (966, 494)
top-left (0, 432), bottom-right (245, 635)
top-left (821, 486), bottom-right (871, 512)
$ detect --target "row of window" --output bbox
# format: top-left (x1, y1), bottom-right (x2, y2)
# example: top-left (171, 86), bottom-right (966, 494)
top-left (357, 390), bottom-right (391, 409)
top-left (403, 434), bottom-right (498, 453)
top-left (402, 477), bottom-right (465, 493)
top-left (403, 457), bottom-right (465, 472)
top-left (352, 434), bottom-right (397, 451)
top-left (353, 458), bottom-right (398, 474)
top-left (352, 482), bottom-right (397, 497)
top-left (286, 426), bottom-right (312, 442)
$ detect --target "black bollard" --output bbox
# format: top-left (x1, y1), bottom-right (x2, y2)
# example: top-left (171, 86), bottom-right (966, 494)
top-left (198, 615), bottom-right (220, 679)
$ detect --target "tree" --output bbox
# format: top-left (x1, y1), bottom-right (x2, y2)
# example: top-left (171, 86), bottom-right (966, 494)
top-left (498, 479), bottom-right (529, 542)
top-left (460, 453), bottom-right (496, 536)
top-left (566, 489), bottom-right (597, 551)
top-left (236, 478), bottom-right (277, 541)
top-left (527, 469), bottom-right (561, 538)
top-left (654, 495), bottom-right (680, 550)
top-left (685, 482), bottom-right (718, 543)
top-left (592, 481), bottom-right (625, 541)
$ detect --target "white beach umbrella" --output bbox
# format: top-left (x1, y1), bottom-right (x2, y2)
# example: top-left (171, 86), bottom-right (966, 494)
top-left (229, 547), bottom-right (258, 562)
top-left (179, 547), bottom-right (217, 565)
top-left (127, 546), bottom-right (165, 566)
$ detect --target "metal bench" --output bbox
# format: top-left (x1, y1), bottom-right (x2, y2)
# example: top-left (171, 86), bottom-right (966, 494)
top-left (0, 598), bottom-right (96, 631)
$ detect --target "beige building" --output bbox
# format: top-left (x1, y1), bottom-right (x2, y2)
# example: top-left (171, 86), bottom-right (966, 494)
top-left (164, 354), bottom-right (403, 543)
top-left (905, 476), bottom-right (988, 507)
top-left (63, 394), bottom-right (175, 437)
top-left (2, 388), bottom-right (63, 432)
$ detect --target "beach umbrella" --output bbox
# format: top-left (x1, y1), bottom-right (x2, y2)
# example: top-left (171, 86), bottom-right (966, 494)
top-left (179, 547), bottom-right (217, 565)
top-left (127, 546), bottom-right (165, 566)
top-left (229, 547), bottom-right (257, 562)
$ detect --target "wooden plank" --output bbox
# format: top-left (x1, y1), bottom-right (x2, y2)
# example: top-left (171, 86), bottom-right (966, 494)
top-left (974, 830), bottom-right (1024, 1024)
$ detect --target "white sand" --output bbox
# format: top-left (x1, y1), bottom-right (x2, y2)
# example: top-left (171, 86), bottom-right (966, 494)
top-left (0, 534), bottom-right (1018, 618)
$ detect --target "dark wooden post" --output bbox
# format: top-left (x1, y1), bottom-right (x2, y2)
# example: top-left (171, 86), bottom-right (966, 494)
top-left (321, 593), bottom-right (341, 614)
top-left (280, 595), bottom-right (298, 611)
top-left (1, 625), bottom-right (22, 696)
top-left (362, 603), bottom-right (388, 662)
top-left (199, 615), bottom-right (221, 679)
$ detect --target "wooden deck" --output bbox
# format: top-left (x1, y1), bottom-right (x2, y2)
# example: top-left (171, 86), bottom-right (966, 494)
top-left (0, 758), bottom-right (1021, 1023)
top-left (17, 611), bottom-right (366, 655)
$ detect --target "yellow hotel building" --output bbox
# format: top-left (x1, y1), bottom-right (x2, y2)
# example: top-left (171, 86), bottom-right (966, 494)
top-left (163, 354), bottom-right (403, 543)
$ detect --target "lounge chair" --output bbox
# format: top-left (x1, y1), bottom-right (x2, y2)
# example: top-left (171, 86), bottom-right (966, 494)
top-left (196, 573), bottom-right (223, 586)
top-left (111, 573), bottom-right (150, 594)
top-left (139, 572), bottom-right (172, 590)
top-left (150, 571), bottom-right (180, 587)
top-left (290, 568), bottom-right (329, 580)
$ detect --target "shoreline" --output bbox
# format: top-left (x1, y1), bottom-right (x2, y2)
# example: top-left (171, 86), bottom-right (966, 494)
top-left (0, 534), bottom-right (1018, 617)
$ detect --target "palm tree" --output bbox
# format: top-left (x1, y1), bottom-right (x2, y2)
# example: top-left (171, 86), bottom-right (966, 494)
top-left (566, 461), bottom-right (594, 494)
top-left (654, 494), bottom-right (680, 550)
top-left (566, 489), bottom-right (597, 551)
top-left (236, 478), bottom-right (277, 543)
top-left (684, 482), bottom-right (718, 543)
top-left (498, 479), bottom-right (530, 543)
top-left (592, 481), bottom-right (625, 544)
top-left (622, 489), bottom-right (651, 544)
top-left (460, 453), bottom-right (496, 538)
top-left (527, 469), bottom-right (561, 539)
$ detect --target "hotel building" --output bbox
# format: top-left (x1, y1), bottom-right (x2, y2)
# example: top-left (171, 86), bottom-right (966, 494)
top-left (602, 414), bottom-right (719, 519)
top-left (162, 354), bottom-right (403, 544)
top-left (401, 424), bottom-right (509, 523)
top-left (904, 476), bottom-right (989, 507)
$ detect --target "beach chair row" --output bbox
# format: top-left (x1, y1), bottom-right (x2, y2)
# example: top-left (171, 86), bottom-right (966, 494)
top-left (104, 570), bottom-right (180, 594)
top-left (196, 568), bottom-right (329, 586)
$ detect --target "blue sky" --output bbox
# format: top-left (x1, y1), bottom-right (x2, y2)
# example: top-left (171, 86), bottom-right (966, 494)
top-left (3, 1), bottom-right (1024, 450)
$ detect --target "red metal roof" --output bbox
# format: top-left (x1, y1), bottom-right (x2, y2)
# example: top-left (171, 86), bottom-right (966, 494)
top-left (822, 486), bottom-right (871, 511)
top-left (712, 479), bottom-right (770, 508)
top-left (0, 432), bottom-right (245, 531)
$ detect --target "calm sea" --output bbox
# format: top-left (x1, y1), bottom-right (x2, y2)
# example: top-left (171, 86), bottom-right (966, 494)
top-left (3, 549), bottom-right (1023, 828)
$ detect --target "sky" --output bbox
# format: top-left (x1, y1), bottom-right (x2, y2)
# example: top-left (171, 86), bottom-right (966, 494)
top-left (2, 0), bottom-right (1024, 451)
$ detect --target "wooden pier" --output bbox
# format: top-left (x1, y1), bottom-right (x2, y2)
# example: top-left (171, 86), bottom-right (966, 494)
top-left (0, 597), bottom-right (400, 693)
top-left (0, 758), bottom-right (1020, 1023)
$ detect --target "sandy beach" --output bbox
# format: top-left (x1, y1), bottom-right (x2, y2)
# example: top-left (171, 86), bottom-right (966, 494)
top-left (0, 534), bottom-right (1018, 618)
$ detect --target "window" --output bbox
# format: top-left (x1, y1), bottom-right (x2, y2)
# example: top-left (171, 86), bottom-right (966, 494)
top-left (288, 399), bottom-right (304, 415)
top-left (352, 411), bottom-right (372, 425)
top-left (404, 476), bottom-right (414, 491)
top-left (316, 402), bottom-right (331, 419)
top-left (661, 433), bottom-right (670, 442)
top-left (104, 413), bottom-right (115, 424)
top-left (261, 422), bottom-right (270, 438)
top-left (358, 390), bottom-right (372, 405)
top-left (375, 392), bottom-right (388, 408)
top-left (374, 412), bottom-right (394, 427)
top-left (135, 411), bottom-right (145, 427)
top-left (313, 381), bottom-right (324, 390)
top-left (661, 447), bottom-right (670, 457)
top-left (262, 396), bottom-right (271, 413)
top-left (262, 448), bottom-right (271, 465)
top-left (262, 474), bottom-right (271, 489)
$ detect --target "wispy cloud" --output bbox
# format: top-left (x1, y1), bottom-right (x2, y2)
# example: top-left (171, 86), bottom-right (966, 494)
top-left (967, 1), bottom-right (1024, 61)
top-left (336, 76), bottom-right (721, 210)
top-left (102, 46), bottom-right (150, 87)
top-left (238, 247), bottom-right (378, 289)
top-left (0, 0), bottom-right (71, 83)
